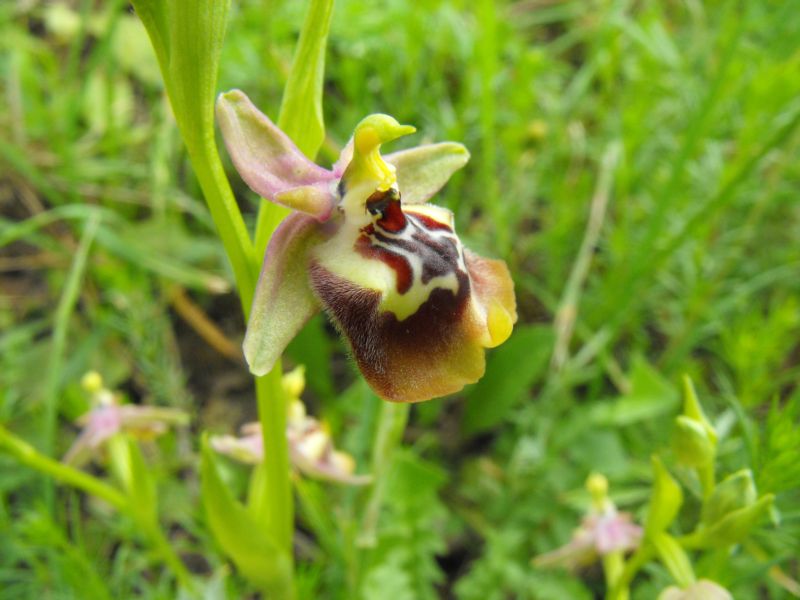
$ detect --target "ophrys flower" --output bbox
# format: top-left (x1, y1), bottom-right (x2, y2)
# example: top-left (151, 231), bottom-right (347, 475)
top-left (217, 91), bottom-right (517, 402)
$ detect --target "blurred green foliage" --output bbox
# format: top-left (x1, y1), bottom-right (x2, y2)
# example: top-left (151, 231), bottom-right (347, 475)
top-left (1, 0), bottom-right (799, 597)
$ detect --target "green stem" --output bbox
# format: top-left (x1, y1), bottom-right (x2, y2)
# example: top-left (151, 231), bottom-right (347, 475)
top-left (357, 401), bottom-right (410, 547)
top-left (42, 212), bottom-right (100, 509)
top-left (142, 520), bottom-right (195, 593)
top-left (0, 425), bottom-right (127, 512)
top-left (187, 146), bottom-right (258, 310)
top-left (607, 544), bottom-right (654, 600)
top-left (602, 551), bottom-right (626, 600)
top-left (256, 367), bottom-right (295, 558)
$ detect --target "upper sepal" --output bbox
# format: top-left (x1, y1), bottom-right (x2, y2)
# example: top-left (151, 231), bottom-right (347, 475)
top-left (216, 90), bottom-right (337, 220)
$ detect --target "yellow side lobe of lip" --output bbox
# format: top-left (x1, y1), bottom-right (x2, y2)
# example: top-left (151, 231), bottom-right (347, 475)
top-left (486, 299), bottom-right (514, 348)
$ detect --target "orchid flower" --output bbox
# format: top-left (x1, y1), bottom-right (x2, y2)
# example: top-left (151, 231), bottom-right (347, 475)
top-left (63, 371), bottom-right (188, 467)
top-left (533, 474), bottom-right (643, 570)
top-left (211, 366), bottom-right (370, 485)
top-left (217, 91), bottom-right (517, 403)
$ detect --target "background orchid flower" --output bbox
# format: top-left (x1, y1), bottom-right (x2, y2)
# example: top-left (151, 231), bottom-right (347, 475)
top-left (63, 372), bottom-right (188, 467)
top-left (217, 90), bottom-right (517, 403)
top-left (211, 367), bottom-right (370, 485)
top-left (533, 474), bottom-right (643, 570)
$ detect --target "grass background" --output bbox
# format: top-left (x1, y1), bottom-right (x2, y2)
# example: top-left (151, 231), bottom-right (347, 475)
top-left (1, 0), bottom-right (799, 597)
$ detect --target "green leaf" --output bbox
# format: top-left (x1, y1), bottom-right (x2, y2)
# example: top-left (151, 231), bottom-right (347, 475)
top-left (277, 0), bottom-right (335, 159)
top-left (651, 531), bottom-right (695, 588)
top-left (107, 436), bottom-right (157, 526)
top-left (131, 0), bottom-right (257, 308)
top-left (645, 456), bottom-right (683, 536)
top-left (463, 325), bottom-right (553, 435)
top-left (200, 436), bottom-right (292, 595)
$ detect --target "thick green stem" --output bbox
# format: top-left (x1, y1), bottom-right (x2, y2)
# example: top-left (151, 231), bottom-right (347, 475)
top-left (187, 146), bottom-right (258, 310)
top-left (256, 367), bottom-right (295, 560)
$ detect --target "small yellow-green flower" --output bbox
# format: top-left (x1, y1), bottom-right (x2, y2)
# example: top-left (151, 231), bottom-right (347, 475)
top-left (217, 91), bottom-right (517, 402)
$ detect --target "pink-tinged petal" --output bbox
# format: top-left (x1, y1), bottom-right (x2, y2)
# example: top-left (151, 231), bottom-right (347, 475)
top-left (243, 213), bottom-right (323, 376)
top-left (289, 443), bottom-right (372, 485)
top-left (532, 528), bottom-right (597, 569)
top-left (384, 142), bottom-right (470, 204)
top-left (216, 90), bottom-right (337, 220)
top-left (210, 431), bottom-right (263, 465)
top-left (592, 512), bottom-right (643, 554)
top-left (213, 408), bottom-right (371, 485)
top-left (332, 137), bottom-right (354, 177)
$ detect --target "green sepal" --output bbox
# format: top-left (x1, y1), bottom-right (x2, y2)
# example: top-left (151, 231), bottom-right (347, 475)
top-left (701, 469), bottom-right (756, 527)
top-left (385, 142), bottom-right (470, 204)
top-left (200, 435), bottom-right (292, 593)
top-left (695, 494), bottom-right (774, 548)
top-left (645, 456), bottom-right (683, 536)
top-left (681, 375), bottom-right (717, 445)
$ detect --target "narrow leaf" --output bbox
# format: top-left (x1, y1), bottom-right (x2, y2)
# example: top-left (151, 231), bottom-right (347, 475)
top-left (200, 436), bottom-right (292, 593)
top-left (278, 0), bottom-right (335, 158)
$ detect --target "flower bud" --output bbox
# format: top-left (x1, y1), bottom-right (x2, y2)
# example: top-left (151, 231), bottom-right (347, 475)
top-left (672, 416), bottom-right (715, 467)
top-left (281, 366), bottom-right (306, 399)
top-left (81, 371), bottom-right (104, 394)
top-left (586, 473), bottom-right (610, 512)
top-left (701, 469), bottom-right (756, 527)
top-left (681, 375), bottom-right (717, 446)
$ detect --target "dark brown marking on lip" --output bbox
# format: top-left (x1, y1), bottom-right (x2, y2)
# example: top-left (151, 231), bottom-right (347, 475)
top-left (371, 226), bottom-right (462, 285)
top-left (308, 260), bottom-right (478, 402)
top-left (406, 212), bottom-right (453, 232)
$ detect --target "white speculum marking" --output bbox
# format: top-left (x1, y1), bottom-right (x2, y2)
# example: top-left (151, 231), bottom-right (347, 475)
top-left (369, 207), bottom-right (466, 320)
